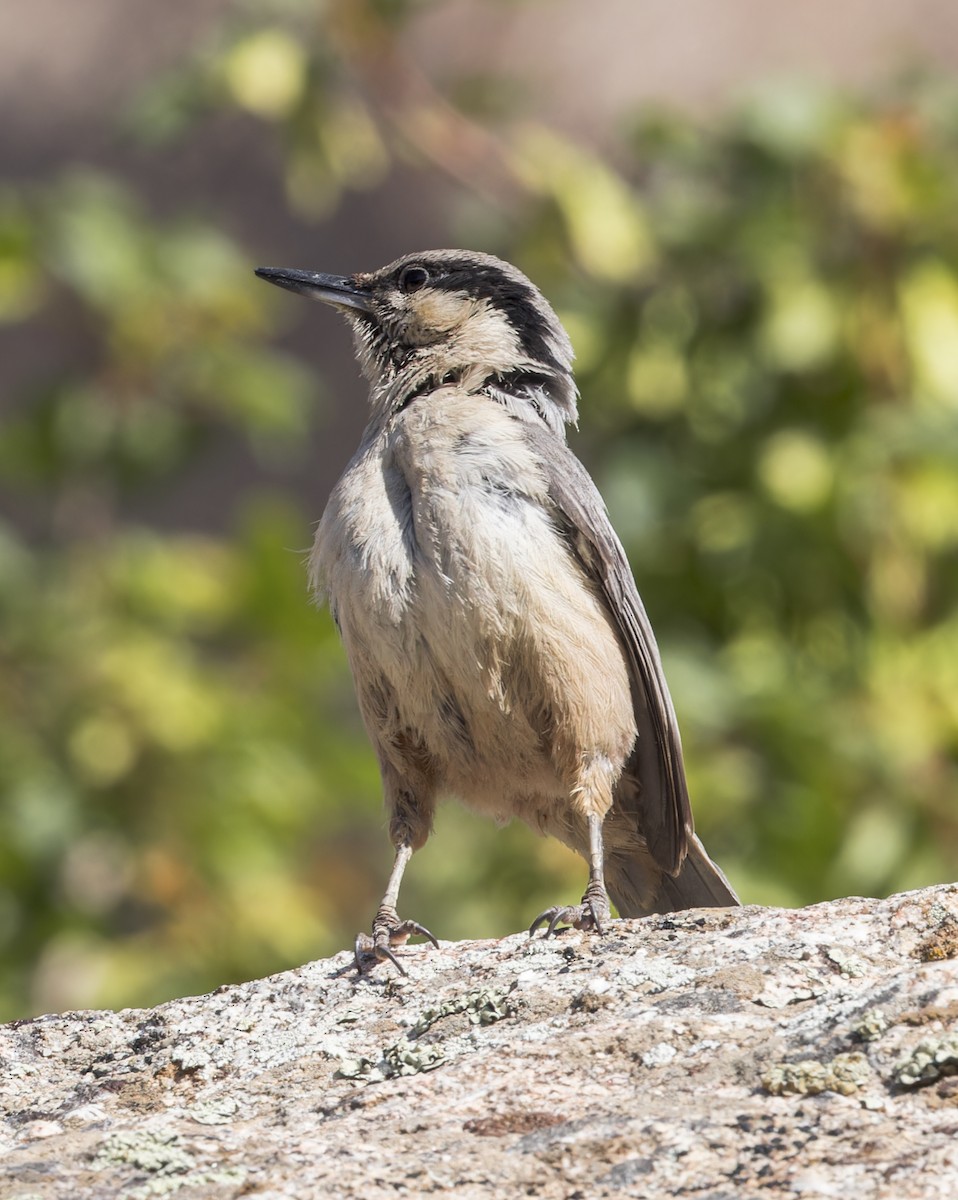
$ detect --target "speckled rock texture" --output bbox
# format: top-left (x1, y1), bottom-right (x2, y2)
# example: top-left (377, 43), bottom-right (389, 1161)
top-left (3, 885), bottom-right (958, 1199)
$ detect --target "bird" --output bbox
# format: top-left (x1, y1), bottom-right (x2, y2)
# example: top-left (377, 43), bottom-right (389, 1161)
top-left (255, 249), bottom-right (739, 973)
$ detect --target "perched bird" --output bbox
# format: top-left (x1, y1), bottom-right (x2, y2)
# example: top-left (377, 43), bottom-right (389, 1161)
top-left (255, 250), bottom-right (738, 973)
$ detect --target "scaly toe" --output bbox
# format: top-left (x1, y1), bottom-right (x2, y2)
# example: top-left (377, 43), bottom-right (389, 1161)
top-left (385, 919), bottom-right (439, 949)
top-left (353, 916), bottom-right (439, 976)
top-left (529, 904), bottom-right (586, 937)
top-left (529, 898), bottom-right (609, 938)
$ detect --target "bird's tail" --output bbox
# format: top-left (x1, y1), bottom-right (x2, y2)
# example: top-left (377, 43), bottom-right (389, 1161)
top-left (607, 833), bottom-right (739, 918)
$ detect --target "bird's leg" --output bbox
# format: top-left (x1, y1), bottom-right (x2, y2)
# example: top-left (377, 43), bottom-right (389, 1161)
top-left (354, 842), bottom-right (439, 976)
top-left (529, 812), bottom-right (612, 937)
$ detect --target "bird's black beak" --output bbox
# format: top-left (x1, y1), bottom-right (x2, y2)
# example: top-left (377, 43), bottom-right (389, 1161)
top-left (254, 266), bottom-right (371, 313)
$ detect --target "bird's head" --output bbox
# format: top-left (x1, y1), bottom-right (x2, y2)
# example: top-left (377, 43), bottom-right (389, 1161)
top-left (255, 250), bottom-right (577, 433)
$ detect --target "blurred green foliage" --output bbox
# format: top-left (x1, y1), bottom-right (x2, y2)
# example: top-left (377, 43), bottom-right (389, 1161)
top-left (1, 1), bottom-right (957, 1018)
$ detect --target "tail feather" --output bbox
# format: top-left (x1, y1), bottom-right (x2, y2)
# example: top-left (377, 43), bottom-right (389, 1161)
top-left (607, 833), bottom-right (739, 919)
top-left (653, 833), bottom-right (740, 913)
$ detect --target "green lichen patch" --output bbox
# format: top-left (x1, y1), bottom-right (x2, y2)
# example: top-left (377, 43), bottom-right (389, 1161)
top-left (409, 986), bottom-right (516, 1037)
top-left (334, 1054), bottom-right (383, 1081)
top-left (762, 1052), bottom-right (872, 1096)
top-left (336, 1039), bottom-right (446, 1082)
top-left (824, 947), bottom-right (867, 977)
top-left (383, 1040), bottom-right (447, 1076)
top-left (852, 1008), bottom-right (889, 1042)
top-left (334, 987), bottom-right (515, 1083)
top-left (896, 1034), bottom-right (958, 1088)
top-left (92, 1128), bottom-right (194, 1175)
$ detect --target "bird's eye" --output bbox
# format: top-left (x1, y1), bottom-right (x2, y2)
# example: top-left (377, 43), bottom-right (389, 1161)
top-left (398, 265), bottom-right (430, 293)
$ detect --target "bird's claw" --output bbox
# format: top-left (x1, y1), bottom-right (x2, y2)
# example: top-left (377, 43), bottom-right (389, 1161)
top-left (529, 892), bottom-right (610, 938)
top-left (353, 910), bottom-right (439, 976)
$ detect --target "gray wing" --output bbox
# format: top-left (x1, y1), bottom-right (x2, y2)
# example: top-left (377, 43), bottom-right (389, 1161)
top-left (524, 422), bottom-right (692, 875)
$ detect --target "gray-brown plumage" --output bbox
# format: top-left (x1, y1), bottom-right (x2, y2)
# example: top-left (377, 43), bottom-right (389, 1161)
top-left (255, 250), bottom-right (738, 972)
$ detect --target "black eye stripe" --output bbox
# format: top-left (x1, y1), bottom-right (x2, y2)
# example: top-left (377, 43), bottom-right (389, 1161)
top-left (386, 256), bottom-right (566, 375)
top-left (398, 265), bottom-right (430, 293)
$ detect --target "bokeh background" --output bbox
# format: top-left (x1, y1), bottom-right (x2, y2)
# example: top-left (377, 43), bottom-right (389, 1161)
top-left (2, 0), bottom-right (958, 1020)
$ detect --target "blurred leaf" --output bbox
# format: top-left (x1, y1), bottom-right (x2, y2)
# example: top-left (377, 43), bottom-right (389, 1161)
top-left (758, 430), bottom-right (834, 512)
top-left (513, 125), bottom-right (657, 282)
top-left (738, 80), bottom-right (845, 158)
top-left (223, 29), bottom-right (309, 119)
top-left (899, 260), bottom-right (958, 407)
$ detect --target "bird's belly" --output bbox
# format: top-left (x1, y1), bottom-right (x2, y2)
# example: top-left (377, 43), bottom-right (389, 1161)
top-left (314, 413), bottom-right (635, 817)
top-left (346, 501), bottom-right (631, 807)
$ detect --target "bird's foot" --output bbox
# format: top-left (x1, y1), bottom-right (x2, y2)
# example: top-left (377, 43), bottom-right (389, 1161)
top-left (353, 905), bottom-right (439, 976)
top-left (529, 885), bottom-right (611, 938)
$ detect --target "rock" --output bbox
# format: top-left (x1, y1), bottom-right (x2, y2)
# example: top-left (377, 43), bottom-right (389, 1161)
top-left (2, 884), bottom-right (957, 1198)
